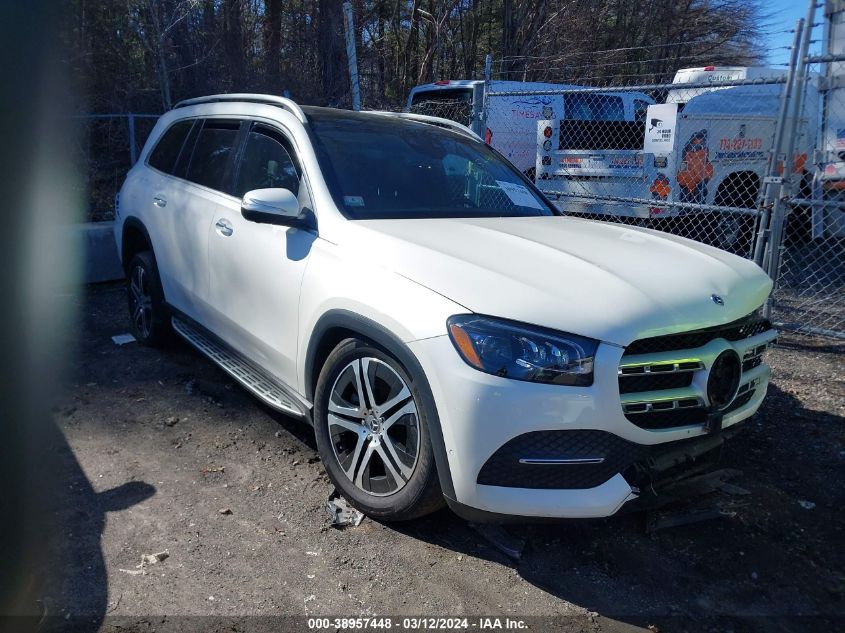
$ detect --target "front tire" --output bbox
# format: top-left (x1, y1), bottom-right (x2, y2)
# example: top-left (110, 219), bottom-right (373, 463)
top-left (314, 338), bottom-right (443, 521)
top-left (126, 251), bottom-right (171, 346)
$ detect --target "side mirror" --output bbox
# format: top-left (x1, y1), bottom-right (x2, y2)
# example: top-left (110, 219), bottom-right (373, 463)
top-left (241, 188), bottom-right (301, 226)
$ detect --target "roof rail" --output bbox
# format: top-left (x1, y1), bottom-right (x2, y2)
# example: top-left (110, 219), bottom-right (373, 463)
top-left (172, 94), bottom-right (307, 124)
top-left (367, 111), bottom-right (480, 141)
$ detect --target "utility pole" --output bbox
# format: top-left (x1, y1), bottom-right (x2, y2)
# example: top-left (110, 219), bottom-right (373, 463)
top-left (342, 2), bottom-right (361, 111)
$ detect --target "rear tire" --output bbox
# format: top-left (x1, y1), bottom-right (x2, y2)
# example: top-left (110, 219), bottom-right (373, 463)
top-left (785, 170), bottom-right (814, 244)
top-left (126, 251), bottom-right (171, 346)
top-left (710, 175), bottom-right (759, 255)
top-left (313, 338), bottom-right (444, 521)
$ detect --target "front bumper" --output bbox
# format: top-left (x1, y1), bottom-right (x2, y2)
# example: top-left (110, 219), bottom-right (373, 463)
top-left (409, 326), bottom-right (775, 519)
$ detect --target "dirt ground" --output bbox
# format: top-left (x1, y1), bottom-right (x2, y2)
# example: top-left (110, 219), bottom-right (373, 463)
top-left (33, 282), bottom-right (845, 632)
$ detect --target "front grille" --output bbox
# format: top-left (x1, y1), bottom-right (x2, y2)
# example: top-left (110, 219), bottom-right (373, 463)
top-left (627, 407), bottom-right (707, 429)
top-left (624, 314), bottom-right (771, 356)
top-left (742, 356), bottom-right (763, 372)
top-left (618, 372), bottom-right (693, 394)
top-left (620, 311), bottom-right (771, 431)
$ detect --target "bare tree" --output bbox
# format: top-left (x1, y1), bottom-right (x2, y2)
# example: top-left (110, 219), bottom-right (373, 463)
top-left (64, 0), bottom-right (767, 111)
top-left (131, 0), bottom-right (201, 110)
top-left (318, 0), bottom-right (348, 105)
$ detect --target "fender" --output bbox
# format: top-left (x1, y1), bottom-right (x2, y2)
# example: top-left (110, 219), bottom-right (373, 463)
top-left (304, 309), bottom-right (455, 500)
top-left (120, 216), bottom-right (156, 271)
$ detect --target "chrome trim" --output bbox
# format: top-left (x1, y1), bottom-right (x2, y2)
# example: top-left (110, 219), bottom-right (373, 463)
top-left (743, 341), bottom-right (773, 362)
top-left (622, 396), bottom-right (705, 415)
top-left (172, 93), bottom-right (308, 123)
top-left (518, 457), bottom-right (606, 465)
top-left (171, 317), bottom-right (307, 418)
top-left (618, 359), bottom-right (704, 376)
top-left (618, 322), bottom-right (776, 429)
top-left (738, 377), bottom-right (760, 395)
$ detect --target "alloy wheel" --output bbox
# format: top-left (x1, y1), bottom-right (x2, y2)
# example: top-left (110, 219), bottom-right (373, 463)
top-left (719, 216), bottom-right (741, 248)
top-left (327, 357), bottom-right (420, 496)
top-left (129, 265), bottom-right (153, 339)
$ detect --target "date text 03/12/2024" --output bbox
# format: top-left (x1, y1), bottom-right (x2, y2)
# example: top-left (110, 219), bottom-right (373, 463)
top-left (306, 617), bottom-right (529, 630)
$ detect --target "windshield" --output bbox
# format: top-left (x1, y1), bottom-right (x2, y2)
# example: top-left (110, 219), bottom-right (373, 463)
top-left (305, 109), bottom-right (556, 220)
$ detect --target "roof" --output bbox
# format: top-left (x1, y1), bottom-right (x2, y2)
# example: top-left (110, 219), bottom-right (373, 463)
top-left (680, 83), bottom-right (818, 117)
top-left (303, 106), bottom-right (479, 140)
top-left (172, 95), bottom-right (479, 141)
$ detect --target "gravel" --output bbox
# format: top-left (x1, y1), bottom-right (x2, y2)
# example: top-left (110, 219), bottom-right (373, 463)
top-left (33, 283), bottom-right (845, 632)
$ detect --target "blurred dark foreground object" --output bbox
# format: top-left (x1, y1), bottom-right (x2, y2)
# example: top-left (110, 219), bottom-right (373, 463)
top-left (0, 1), bottom-right (87, 631)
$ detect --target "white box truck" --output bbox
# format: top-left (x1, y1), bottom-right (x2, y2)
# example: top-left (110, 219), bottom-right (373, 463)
top-left (536, 83), bottom-right (817, 251)
top-left (406, 80), bottom-right (654, 176)
top-left (812, 0), bottom-right (845, 238)
top-left (666, 66), bottom-right (789, 106)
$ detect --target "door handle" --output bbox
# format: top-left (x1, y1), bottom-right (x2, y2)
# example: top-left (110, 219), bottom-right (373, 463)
top-left (215, 218), bottom-right (233, 237)
top-left (152, 196), bottom-right (167, 208)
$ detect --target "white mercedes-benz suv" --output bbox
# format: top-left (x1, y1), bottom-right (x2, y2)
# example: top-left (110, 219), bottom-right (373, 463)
top-left (114, 94), bottom-right (777, 521)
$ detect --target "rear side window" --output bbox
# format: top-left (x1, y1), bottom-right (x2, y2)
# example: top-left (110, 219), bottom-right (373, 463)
top-left (173, 120), bottom-right (202, 178)
top-left (234, 126), bottom-right (301, 198)
top-left (148, 121), bottom-right (193, 174)
top-left (185, 120), bottom-right (240, 192)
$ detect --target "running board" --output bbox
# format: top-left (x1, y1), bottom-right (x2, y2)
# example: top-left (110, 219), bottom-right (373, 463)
top-left (171, 317), bottom-right (307, 418)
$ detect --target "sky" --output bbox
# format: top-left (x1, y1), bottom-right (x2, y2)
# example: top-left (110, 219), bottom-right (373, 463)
top-left (766, 0), bottom-right (823, 67)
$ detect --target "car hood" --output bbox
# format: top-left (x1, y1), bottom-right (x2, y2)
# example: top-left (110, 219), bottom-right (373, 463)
top-left (343, 216), bottom-right (772, 346)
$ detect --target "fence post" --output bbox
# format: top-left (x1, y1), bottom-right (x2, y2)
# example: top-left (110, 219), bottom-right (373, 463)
top-left (127, 114), bottom-right (137, 166)
top-left (766, 0), bottom-right (818, 306)
top-left (481, 53), bottom-right (492, 141)
top-left (342, 2), bottom-right (361, 111)
top-left (753, 19), bottom-right (804, 270)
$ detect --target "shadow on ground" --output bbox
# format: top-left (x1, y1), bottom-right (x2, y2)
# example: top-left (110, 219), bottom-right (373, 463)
top-left (42, 283), bottom-right (842, 633)
top-left (32, 419), bottom-right (155, 632)
top-left (389, 382), bottom-right (845, 631)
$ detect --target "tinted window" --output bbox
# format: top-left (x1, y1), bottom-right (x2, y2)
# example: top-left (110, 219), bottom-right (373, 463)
top-left (566, 93), bottom-right (625, 121)
top-left (173, 119), bottom-right (202, 178)
top-left (148, 121), bottom-right (192, 174)
top-left (234, 126), bottom-right (301, 198)
top-left (185, 121), bottom-right (240, 192)
top-left (307, 110), bottom-right (555, 220)
top-left (409, 89), bottom-right (473, 127)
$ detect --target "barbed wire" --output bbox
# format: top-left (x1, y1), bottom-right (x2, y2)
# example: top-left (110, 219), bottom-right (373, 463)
top-left (493, 53), bottom-right (793, 78)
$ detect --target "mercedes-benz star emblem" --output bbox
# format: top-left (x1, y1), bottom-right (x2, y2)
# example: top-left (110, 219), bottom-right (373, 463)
top-left (707, 350), bottom-right (741, 411)
top-left (711, 294), bottom-right (725, 306)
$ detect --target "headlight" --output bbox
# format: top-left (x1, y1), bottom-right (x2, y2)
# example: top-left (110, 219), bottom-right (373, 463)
top-left (446, 315), bottom-right (597, 386)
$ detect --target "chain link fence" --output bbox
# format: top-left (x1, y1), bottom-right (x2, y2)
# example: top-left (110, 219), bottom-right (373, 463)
top-left (71, 3), bottom-right (842, 340)
top-left (771, 47), bottom-right (845, 338)
top-left (408, 97), bottom-right (475, 130)
top-left (524, 77), bottom-right (792, 260)
top-left (405, 3), bottom-right (842, 340)
top-left (70, 114), bottom-right (158, 221)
